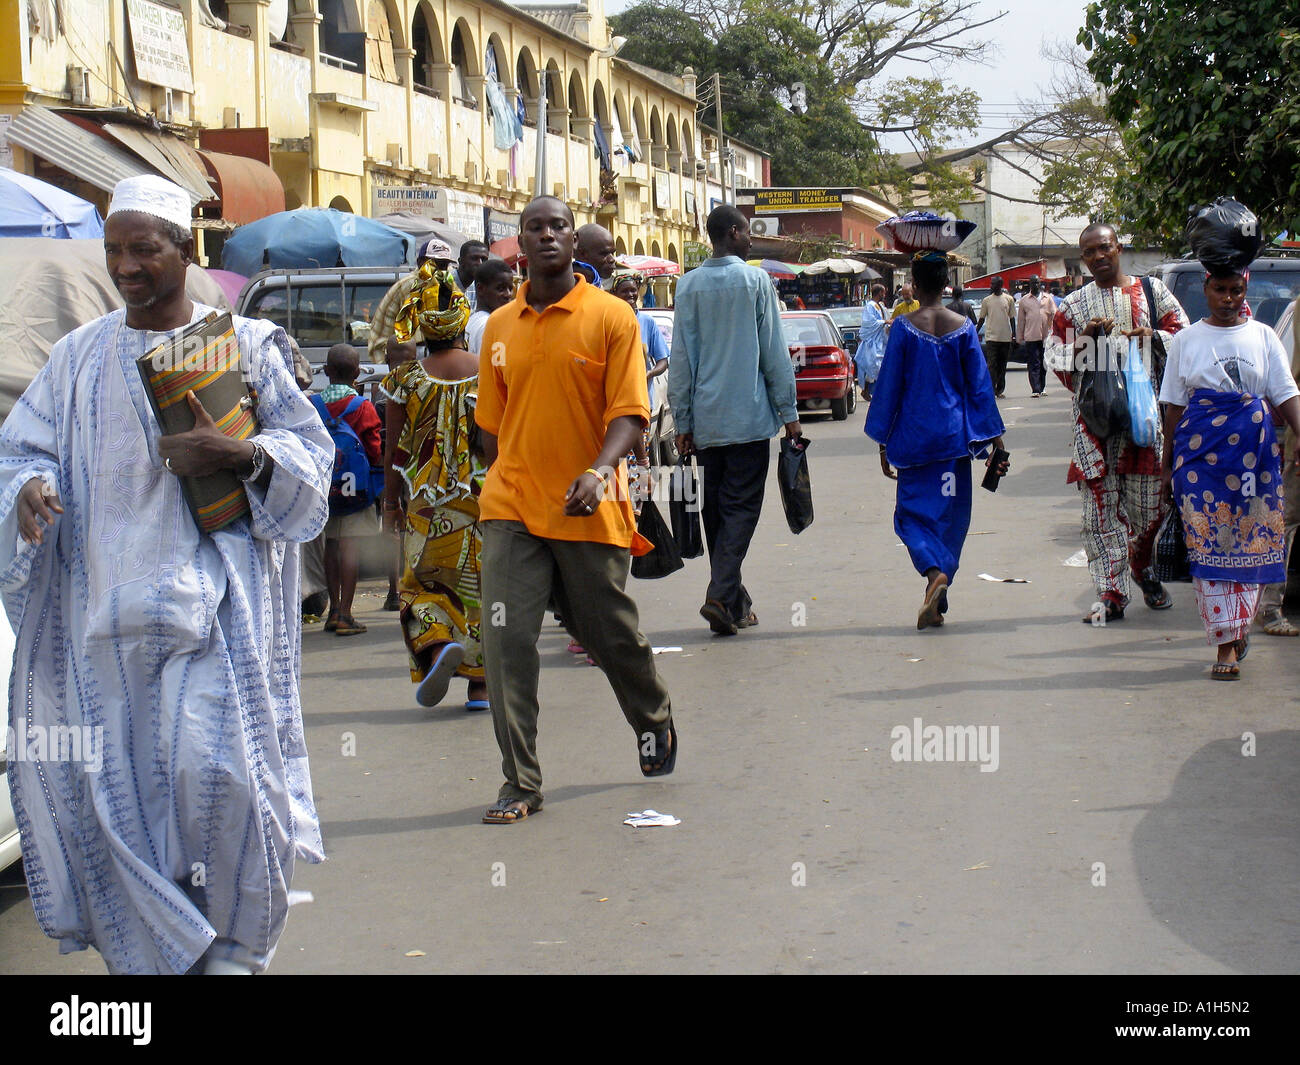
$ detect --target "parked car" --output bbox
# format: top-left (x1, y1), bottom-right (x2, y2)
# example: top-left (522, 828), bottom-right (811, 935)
top-left (1156, 255), bottom-right (1300, 330)
top-left (824, 305), bottom-right (865, 352)
top-left (237, 266), bottom-right (407, 391)
top-left (1, 607), bottom-right (19, 872)
top-left (640, 309), bottom-right (677, 464)
top-left (1271, 298), bottom-right (1299, 597)
top-left (781, 311), bottom-right (857, 420)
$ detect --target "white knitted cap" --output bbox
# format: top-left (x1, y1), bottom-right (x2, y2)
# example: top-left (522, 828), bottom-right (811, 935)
top-left (107, 175), bottom-right (192, 231)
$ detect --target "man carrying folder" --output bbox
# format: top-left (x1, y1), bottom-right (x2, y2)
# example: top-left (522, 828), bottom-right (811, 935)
top-left (0, 176), bottom-right (332, 974)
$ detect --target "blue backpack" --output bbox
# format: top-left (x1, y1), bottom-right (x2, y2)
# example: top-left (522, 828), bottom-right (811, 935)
top-left (311, 394), bottom-right (383, 515)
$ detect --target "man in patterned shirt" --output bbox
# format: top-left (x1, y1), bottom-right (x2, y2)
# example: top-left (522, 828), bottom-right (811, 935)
top-left (1046, 222), bottom-right (1189, 623)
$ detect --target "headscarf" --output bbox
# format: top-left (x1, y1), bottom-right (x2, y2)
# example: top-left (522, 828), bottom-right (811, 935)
top-left (912, 249), bottom-right (949, 264)
top-left (608, 268), bottom-right (645, 292)
top-left (394, 262), bottom-right (471, 343)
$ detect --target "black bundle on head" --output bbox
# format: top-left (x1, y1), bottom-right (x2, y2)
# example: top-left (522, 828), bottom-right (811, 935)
top-left (912, 252), bottom-right (949, 295)
top-left (1186, 198), bottom-right (1263, 274)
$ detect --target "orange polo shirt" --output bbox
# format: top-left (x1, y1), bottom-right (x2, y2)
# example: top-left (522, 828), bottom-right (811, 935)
top-left (476, 274), bottom-right (649, 547)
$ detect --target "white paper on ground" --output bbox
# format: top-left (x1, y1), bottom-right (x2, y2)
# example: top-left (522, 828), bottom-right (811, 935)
top-left (624, 809), bottom-right (681, 827)
top-left (1063, 548), bottom-right (1089, 567)
top-left (977, 573), bottom-right (1030, 583)
top-left (651, 646), bottom-right (683, 654)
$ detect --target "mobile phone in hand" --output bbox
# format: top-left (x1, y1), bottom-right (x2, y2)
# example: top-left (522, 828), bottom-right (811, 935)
top-left (982, 447), bottom-right (1010, 492)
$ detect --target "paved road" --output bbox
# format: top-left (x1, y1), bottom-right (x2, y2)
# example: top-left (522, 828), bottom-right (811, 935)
top-left (3, 365), bottom-right (1297, 974)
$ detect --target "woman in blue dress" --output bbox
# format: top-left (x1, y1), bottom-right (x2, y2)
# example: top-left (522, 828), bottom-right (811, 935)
top-left (866, 251), bottom-right (1009, 628)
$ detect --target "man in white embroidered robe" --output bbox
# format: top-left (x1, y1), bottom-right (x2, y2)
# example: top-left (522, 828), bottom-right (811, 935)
top-left (0, 176), bottom-right (331, 974)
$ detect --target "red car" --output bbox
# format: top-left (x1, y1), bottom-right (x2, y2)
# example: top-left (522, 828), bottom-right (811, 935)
top-left (781, 311), bottom-right (857, 420)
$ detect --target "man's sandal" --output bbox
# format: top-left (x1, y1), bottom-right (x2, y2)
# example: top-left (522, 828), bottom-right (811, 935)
top-left (1211, 662), bottom-right (1240, 681)
top-left (1082, 601), bottom-right (1125, 624)
top-left (1261, 613), bottom-right (1299, 637)
top-left (1140, 578), bottom-right (1173, 610)
top-left (323, 609), bottom-right (340, 632)
top-left (1234, 635), bottom-right (1249, 663)
top-left (482, 798), bottom-right (540, 824)
top-left (335, 616), bottom-right (367, 636)
top-left (736, 611), bottom-right (759, 629)
top-left (640, 720), bottom-right (678, 777)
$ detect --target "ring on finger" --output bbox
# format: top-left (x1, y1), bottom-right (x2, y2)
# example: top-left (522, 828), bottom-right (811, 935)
top-left (165, 457), bottom-right (174, 472)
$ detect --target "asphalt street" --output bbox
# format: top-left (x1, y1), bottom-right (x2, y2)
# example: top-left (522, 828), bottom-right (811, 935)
top-left (2, 363), bottom-right (1297, 975)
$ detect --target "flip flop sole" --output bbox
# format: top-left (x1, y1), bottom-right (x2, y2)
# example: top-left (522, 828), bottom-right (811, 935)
top-left (416, 643), bottom-right (465, 707)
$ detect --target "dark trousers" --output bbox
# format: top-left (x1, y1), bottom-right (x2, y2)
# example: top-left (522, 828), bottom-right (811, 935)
top-left (984, 340), bottom-right (1012, 395)
top-left (480, 520), bottom-right (671, 807)
top-left (1023, 339), bottom-right (1046, 394)
top-left (697, 439), bottom-right (770, 620)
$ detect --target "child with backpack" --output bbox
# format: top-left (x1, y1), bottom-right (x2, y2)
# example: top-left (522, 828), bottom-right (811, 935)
top-left (312, 343), bottom-right (384, 636)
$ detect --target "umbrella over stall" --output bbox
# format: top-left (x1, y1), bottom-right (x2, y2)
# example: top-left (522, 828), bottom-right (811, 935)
top-left (747, 259), bottom-right (805, 280)
top-left (620, 254), bottom-right (680, 277)
top-left (220, 207), bottom-right (414, 277)
top-left (0, 168), bottom-right (104, 239)
top-left (802, 258), bottom-right (877, 277)
top-left (374, 212), bottom-right (473, 255)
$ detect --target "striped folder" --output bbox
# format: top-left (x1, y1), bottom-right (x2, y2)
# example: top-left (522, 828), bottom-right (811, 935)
top-left (136, 311), bottom-right (259, 533)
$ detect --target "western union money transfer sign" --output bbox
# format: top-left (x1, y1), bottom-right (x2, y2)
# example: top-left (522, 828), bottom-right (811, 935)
top-left (752, 188), bottom-right (848, 215)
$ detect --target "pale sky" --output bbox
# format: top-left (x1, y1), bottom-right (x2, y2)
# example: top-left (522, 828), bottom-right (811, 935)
top-left (590, 0), bottom-right (1095, 151)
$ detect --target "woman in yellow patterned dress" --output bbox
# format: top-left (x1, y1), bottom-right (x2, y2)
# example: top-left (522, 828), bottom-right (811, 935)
top-left (381, 266), bottom-right (487, 709)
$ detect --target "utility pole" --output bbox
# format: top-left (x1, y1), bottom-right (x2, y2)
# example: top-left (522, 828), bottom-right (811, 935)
top-left (712, 72), bottom-right (729, 205)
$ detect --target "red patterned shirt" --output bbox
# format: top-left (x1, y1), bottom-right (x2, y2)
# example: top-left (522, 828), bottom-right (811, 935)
top-left (1046, 276), bottom-right (1189, 482)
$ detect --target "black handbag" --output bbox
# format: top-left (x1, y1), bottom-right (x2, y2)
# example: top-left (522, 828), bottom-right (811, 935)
top-left (668, 456), bottom-right (704, 559)
top-left (776, 437), bottom-right (814, 534)
top-left (630, 501), bottom-right (684, 579)
top-left (1152, 508), bottom-right (1192, 583)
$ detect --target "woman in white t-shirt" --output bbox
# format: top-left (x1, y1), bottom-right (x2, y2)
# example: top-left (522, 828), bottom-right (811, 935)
top-left (1158, 268), bottom-right (1300, 678)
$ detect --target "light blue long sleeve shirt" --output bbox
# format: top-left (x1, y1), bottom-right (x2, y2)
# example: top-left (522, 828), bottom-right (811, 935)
top-left (667, 255), bottom-right (797, 448)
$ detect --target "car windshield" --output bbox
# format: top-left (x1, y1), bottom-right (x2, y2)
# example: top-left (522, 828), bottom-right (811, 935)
top-left (826, 307), bottom-right (862, 325)
top-left (781, 315), bottom-right (834, 346)
top-left (1168, 265), bottom-right (1300, 329)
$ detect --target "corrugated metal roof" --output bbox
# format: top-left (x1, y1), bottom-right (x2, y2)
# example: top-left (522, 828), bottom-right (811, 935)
top-left (6, 105), bottom-right (206, 205)
top-left (102, 123), bottom-right (214, 205)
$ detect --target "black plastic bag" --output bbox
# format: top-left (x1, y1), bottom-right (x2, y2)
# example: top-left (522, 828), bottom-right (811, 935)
top-left (1076, 341), bottom-right (1130, 439)
top-left (631, 501), bottom-right (684, 579)
top-left (668, 456), bottom-right (704, 559)
top-left (777, 437), bottom-right (813, 534)
top-left (1186, 198), bottom-right (1263, 273)
top-left (1152, 508), bottom-right (1192, 583)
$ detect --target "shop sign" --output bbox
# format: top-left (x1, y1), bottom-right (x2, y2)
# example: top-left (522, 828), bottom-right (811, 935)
top-left (684, 241), bottom-right (710, 268)
top-left (125, 0), bottom-right (195, 94)
top-left (653, 170), bottom-right (671, 210)
top-left (753, 188), bottom-right (847, 215)
top-left (485, 207), bottom-right (521, 244)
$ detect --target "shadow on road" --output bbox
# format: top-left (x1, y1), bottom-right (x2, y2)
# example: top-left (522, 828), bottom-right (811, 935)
top-left (1120, 730), bottom-right (1300, 973)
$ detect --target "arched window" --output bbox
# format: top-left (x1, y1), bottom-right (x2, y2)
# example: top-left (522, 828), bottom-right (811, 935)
top-left (411, 3), bottom-right (445, 94)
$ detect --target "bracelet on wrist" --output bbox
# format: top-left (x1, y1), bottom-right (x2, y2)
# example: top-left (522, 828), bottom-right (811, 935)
top-left (584, 466), bottom-right (610, 487)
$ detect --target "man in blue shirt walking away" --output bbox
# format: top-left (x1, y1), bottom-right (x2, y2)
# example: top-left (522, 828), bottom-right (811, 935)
top-left (669, 205), bottom-right (801, 635)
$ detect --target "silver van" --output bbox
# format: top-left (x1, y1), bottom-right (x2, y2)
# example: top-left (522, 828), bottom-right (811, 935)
top-left (236, 266), bottom-right (407, 388)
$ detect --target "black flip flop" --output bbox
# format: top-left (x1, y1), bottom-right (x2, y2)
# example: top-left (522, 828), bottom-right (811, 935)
top-left (640, 720), bottom-right (678, 777)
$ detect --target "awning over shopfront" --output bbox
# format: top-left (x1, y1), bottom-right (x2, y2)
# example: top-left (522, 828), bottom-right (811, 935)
top-left (4, 105), bottom-right (206, 202)
top-left (196, 149), bottom-right (285, 226)
top-left (101, 122), bottom-right (214, 205)
top-left (964, 257), bottom-right (1066, 289)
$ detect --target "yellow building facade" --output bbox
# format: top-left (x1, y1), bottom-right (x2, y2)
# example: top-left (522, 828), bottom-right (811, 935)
top-left (1, 0), bottom-right (726, 269)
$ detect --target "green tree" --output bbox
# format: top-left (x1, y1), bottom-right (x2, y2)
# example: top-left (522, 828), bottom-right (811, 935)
top-left (611, 0), bottom-right (998, 201)
top-left (1080, 0), bottom-right (1300, 247)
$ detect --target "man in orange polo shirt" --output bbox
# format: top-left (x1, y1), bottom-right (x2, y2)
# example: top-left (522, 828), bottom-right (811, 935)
top-left (474, 196), bottom-right (676, 824)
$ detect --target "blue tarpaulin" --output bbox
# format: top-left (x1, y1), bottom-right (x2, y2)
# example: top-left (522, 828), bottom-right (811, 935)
top-left (221, 207), bottom-right (413, 277)
top-left (0, 168), bottom-right (104, 239)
